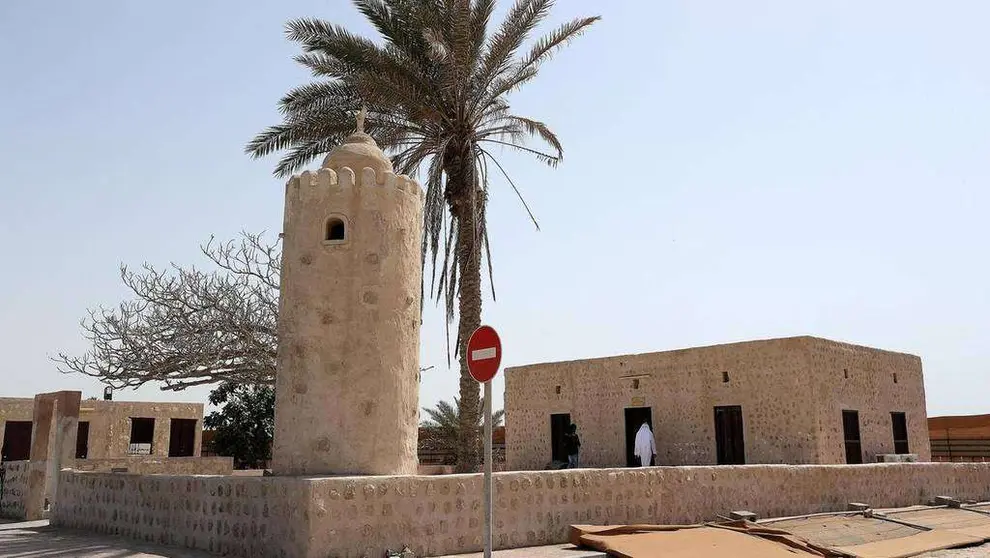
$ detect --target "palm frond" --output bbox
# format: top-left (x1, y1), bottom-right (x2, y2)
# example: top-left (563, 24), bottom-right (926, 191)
top-left (480, 148), bottom-right (539, 230)
top-left (250, 0), bottom-right (597, 352)
top-left (473, 0), bottom-right (551, 95)
top-left (519, 16), bottom-right (601, 72)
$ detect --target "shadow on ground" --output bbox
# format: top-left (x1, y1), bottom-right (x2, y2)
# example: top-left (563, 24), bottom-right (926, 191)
top-left (0, 521), bottom-right (212, 558)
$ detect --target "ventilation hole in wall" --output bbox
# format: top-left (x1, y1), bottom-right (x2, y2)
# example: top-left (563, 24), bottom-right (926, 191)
top-left (893, 373), bottom-right (898, 384)
top-left (633, 379), bottom-right (640, 390)
top-left (326, 218), bottom-right (346, 241)
top-left (555, 385), bottom-right (561, 394)
top-left (844, 368), bottom-right (849, 379)
top-left (722, 371), bottom-right (730, 383)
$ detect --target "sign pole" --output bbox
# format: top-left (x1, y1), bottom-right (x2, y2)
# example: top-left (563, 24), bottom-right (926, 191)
top-left (466, 325), bottom-right (501, 558)
top-left (483, 379), bottom-right (493, 558)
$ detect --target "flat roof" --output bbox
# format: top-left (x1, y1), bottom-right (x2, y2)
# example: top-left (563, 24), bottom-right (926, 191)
top-left (506, 335), bottom-right (921, 372)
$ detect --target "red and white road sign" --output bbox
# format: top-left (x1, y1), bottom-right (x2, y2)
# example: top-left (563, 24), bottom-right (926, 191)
top-left (467, 325), bottom-right (502, 383)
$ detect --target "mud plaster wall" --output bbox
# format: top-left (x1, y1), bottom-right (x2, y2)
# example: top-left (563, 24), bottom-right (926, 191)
top-left (0, 460), bottom-right (28, 519)
top-left (274, 164), bottom-right (423, 476)
top-left (79, 401), bottom-right (204, 459)
top-left (54, 463), bottom-right (990, 558)
top-left (72, 457), bottom-right (232, 475)
top-left (505, 336), bottom-right (928, 471)
top-left (808, 338), bottom-right (931, 463)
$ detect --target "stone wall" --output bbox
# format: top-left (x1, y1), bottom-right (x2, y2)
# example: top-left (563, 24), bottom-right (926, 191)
top-left (55, 472), bottom-right (312, 557)
top-left (808, 338), bottom-right (931, 462)
top-left (505, 336), bottom-right (929, 470)
top-left (0, 397), bottom-right (34, 423)
top-left (53, 462), bottom-right (990, 558)
top-left (0, 397), bottom-right (204, 460)
top-left (72, 456), bottom-right (232, 476)
top-left (79, 400), bottom-right (203, 459)
top-left (0, 460), bottom-right (29, 519)
top-left (0, 397), bottom-right (35, 460)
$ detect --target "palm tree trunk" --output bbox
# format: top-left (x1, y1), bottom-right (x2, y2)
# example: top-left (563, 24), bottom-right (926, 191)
top-left (450, 163), bottom-right (483, 473)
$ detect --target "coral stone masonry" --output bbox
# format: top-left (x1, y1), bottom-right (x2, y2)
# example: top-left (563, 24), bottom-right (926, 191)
top-left (52, 463), bottom-right (990, 558)
top-left (272, 121), bottom-right (425, 476)
top-left (505, 336), bottom-right (929, 470)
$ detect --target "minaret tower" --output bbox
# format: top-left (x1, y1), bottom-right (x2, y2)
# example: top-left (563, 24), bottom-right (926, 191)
top-left (272, 110), bottom-right (423, 476)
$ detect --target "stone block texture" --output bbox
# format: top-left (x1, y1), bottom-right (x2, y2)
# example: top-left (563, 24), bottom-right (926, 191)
top-left (72, 457), bottom-right (233, 475)
top-left (273, 135), bottom-right (424, 476)
top-left (0, 397), bottom-right (35, 453)
top-left (53, 463), bottom-right (990, 557)
top-left (26, 390), bottom-right (81, 519)
top-left (78, 400), bottom-right (204, 459)
top-left (0, 460), bottom-right (28, 519)
top-left (505, 336), bottom-right (929, 471)
top-left (0, 397), bottom-right (204, 460)
top-left (1, 393), bottom-right (207, 519)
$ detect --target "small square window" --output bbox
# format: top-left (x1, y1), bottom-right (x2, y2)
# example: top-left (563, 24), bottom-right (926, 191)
top-left (844, 369), bottom-right (849, 379)
top-left (722, 371), bottom-right (730, 383)
top-left (326, 218), bottom-right (346, 241)
top-left (555, 385), bottom-right (561, 395)
top-left (633, 379), bottom-right (640, 390)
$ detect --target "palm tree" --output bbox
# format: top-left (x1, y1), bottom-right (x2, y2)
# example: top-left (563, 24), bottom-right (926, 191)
top-left (246, 0), bottom-right (598, 472)
top-left (421, 397), bottom-right (504, 464)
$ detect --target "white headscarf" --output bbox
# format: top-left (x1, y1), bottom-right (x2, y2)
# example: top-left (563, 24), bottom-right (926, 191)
top-left (634, 422), bottom-right (656, 467)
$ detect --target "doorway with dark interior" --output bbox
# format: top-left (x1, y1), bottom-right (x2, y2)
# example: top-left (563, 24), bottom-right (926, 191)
top-left (714, 405), bottom-right (746, 465)
top-left (168, 419), bottom-right (198, 457)
top-left (843, 410), bottom-right (863, 464)
top-left (624, 407), bottom-right (653, 467)
top-left (891, 412), bottom-right (909, 454)
top-left (1, 421), bottom-right (32, 461)
top-left (75, 421), bottom-right (90, 459)
top-left (550, 413), bottom-right (571, 467)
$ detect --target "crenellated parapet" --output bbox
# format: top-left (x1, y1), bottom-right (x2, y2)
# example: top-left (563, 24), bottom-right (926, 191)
top-left (284, 166), bottom-right (424, 202)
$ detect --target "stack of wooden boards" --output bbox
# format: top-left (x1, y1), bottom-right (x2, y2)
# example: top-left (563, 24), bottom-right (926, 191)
top-left (570, 503), bottom-right (990, 558)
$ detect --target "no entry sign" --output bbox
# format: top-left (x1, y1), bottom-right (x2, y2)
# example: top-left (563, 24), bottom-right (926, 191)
top-left (467, 325), bottom-right (502, 383)
top-left (468, 325), bottom-right (501, 558)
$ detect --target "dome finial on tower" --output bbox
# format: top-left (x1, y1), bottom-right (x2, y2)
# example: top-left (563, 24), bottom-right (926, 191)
top-left (320, 105), bottom-right (393, 175)
top-left (356, 106), bottom-right (367, 134)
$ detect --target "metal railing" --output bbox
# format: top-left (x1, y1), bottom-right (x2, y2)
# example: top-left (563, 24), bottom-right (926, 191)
top-left (931, 438), bottom-right (990, 461)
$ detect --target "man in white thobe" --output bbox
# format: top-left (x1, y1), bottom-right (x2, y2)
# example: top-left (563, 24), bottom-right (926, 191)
top-left (633, 422), bottom-right (656, 467)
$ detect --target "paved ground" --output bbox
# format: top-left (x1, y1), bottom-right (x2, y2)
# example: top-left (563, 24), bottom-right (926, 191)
top-left (0, 520), bottom-right (213, 558)
top-left (1, 518), bottom-right (988, 557)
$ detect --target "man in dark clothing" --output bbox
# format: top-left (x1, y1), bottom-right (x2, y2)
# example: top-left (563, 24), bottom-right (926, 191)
top-left (564, 423), bottom-right (581, 468)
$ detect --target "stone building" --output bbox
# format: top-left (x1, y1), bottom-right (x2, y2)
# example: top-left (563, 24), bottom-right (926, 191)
top-left (505, 336), bottom-right (930, 470)
top-left (271, 110), bottom-right (424, 476)
top-left (0, 395), bottom-right (203, 462)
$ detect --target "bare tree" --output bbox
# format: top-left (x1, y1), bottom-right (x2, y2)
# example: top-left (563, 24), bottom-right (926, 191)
top-left (54, 233), bottom-right (279, 391)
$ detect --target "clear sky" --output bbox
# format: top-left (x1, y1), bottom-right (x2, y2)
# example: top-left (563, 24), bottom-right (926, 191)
top-left (1, 1), bottom-right (987, 417)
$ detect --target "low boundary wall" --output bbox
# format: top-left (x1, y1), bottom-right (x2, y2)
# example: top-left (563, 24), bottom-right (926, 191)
top-left (72, 457), bottom-right (233, 476)
top-left (0, 460), bottom-right (29, 519)
top-left (53, 463), bottom-right (990, 558)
